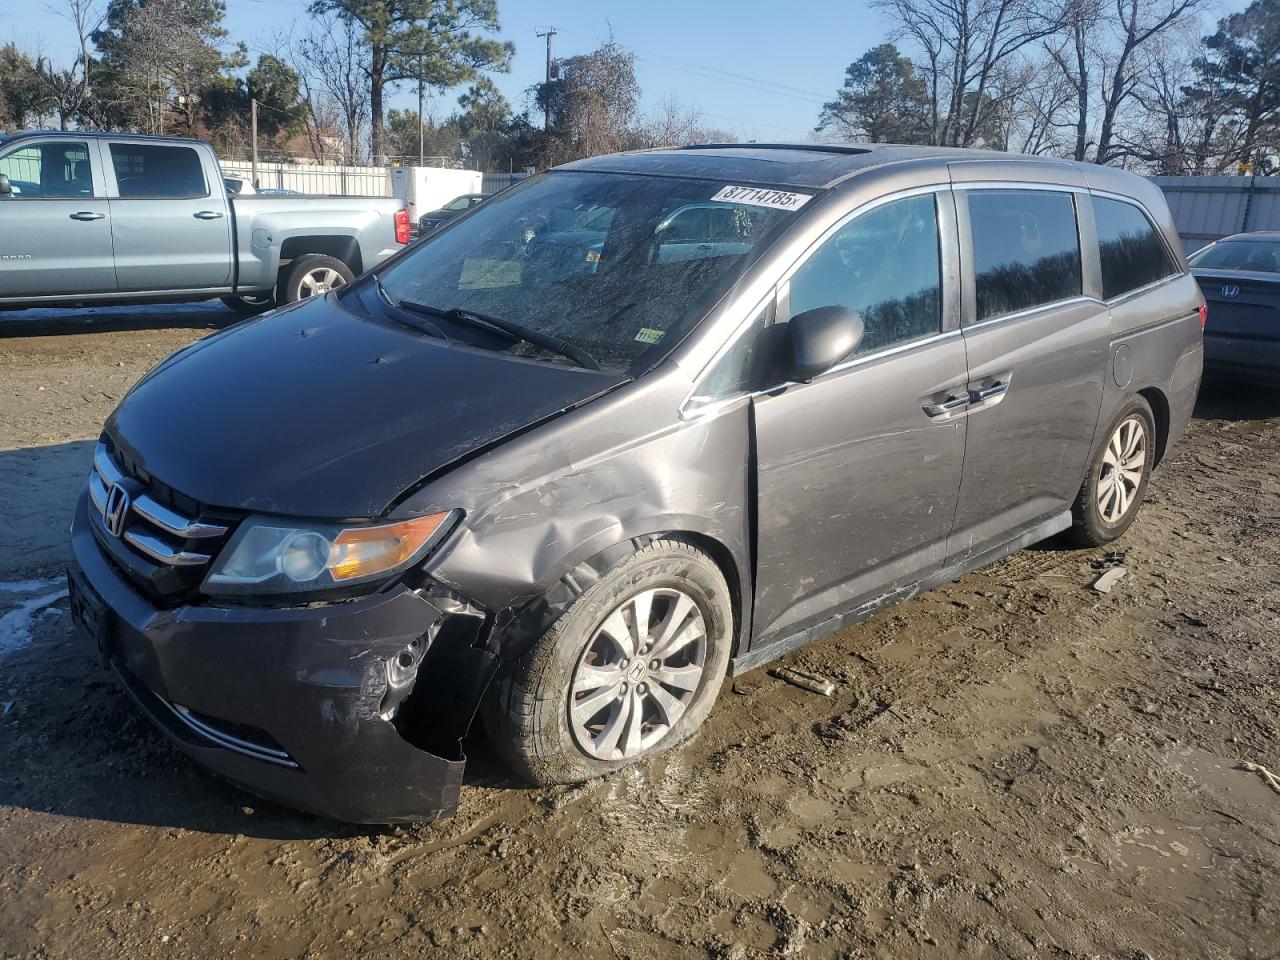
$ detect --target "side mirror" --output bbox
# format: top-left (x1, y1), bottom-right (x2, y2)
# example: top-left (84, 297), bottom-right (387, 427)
top-left (785, 306), bottom-right (864, 382)
top-left (0, 174), bottom-right (11, 197)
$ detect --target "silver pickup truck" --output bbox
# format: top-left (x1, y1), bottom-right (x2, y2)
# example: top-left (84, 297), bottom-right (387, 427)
top-left (0, 131), bottom-right (409, 313)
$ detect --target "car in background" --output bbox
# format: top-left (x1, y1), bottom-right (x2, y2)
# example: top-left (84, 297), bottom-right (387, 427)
top-left (417, 192), bottom-right (485, 234)
top-left (0, 132), bottom-right (410, 313)
top-left (1189, 232), bottom-right (1280, 384)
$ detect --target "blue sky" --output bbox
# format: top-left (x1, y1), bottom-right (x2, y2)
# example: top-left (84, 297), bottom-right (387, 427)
top-left (13, 0), bottom-right (1245, 142)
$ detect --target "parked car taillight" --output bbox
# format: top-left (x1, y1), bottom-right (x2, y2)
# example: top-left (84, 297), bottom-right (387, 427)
top-left (1199, 303), bottom-right (1208, 329)
top-left (394, 209), bottom-right (410, 245)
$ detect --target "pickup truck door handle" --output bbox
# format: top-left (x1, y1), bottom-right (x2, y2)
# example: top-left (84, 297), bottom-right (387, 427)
top-left (69, 211), bottom-right (106, 221)
top-left (968, 381), bottom-right (1009, 404)
top-left (193, 210), bottom-right (225, 220)
top-left (922, 393), bottom-right (972, 418)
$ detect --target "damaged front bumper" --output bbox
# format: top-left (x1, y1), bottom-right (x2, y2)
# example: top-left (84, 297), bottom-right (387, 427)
top-left (68, 493), bottom-right (482, 824)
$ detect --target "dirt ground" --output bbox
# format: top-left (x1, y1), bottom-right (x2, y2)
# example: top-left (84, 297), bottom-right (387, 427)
top-left (1, 306), bottom-right (1278, 960)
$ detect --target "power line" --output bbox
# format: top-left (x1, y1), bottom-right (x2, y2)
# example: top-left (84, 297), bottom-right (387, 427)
top-left (543, 25), bottom-right (830, 104)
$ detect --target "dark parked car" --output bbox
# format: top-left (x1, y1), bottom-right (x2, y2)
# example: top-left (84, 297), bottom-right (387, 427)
top-left (417, 192), bottom-right (485, 234)
top-left (1189, 232), bottom-right (1280, 383)
top-left (68, 144), bottom-right (1203, 823)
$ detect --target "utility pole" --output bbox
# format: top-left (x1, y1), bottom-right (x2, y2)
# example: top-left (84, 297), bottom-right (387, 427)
top-left (536, 27), bottom-right (556, 131)
top-left (250, 97), bottom-right (259, 188)
top-left (417, 54), bottom-right (425, 166)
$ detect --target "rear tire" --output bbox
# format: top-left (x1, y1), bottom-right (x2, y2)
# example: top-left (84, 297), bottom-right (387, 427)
top-left (277, 254), bottom-right (354, 305)
top-left (220, 293), bottom-right (275, 315)
top-left (1067, 396), bottom-right (1156, 546)
top-left (481, 539), bottom-right (732, 786)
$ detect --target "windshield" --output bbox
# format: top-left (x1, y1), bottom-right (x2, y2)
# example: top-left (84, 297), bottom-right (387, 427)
top-left (377, 171), bottom-right (807, 369)
top-left (1190, 239), bottom-right (1280, 274)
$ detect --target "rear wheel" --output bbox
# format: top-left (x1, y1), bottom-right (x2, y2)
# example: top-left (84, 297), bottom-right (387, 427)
top-left (278, 254), bottom-right (354, 304)
top-left (481, 539), bottom-right (732, 786)
top-left (1068, 396), bottom-right (1156, 546)
top-left (220, 293), bottom-right (275, 315)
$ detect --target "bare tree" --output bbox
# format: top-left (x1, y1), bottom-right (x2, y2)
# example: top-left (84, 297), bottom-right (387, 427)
top-left (1094, 0), bottom-right (1209, 164)
top-left (28, 0), bottom-right (106, 129)
top-left (1045, 0), bottom-right (1102, 160)
top-left (874, 0), bottom-right (1065, 146)
top-left (292, 17), bottom-right (371, 162)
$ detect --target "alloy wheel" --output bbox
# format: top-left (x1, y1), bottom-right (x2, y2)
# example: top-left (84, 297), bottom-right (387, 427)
top-left (568, 587), bottom-right (707, 761)
top-left (298, 267), bottom-right (346, 298)
top-left (1097, 415), bottom-right (1147, 523)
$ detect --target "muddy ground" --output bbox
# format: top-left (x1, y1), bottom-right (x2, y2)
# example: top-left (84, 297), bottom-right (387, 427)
top-left (1, 305), bottom-right (1278, 959)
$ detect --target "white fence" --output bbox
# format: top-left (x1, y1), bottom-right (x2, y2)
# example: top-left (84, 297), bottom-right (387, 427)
top-left (218, 160), bottom-right (531, 198)
top-left (220, 159), bottom-right (394, 197)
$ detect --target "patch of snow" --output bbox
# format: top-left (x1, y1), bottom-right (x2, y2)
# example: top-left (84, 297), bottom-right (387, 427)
top-left (0, 580), bottom-right (69, 657)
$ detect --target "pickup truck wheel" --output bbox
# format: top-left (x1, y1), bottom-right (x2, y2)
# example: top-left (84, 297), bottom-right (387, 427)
top-left (481, 539), bottom-right (732, 786)
top-left (1067, 396), bottom-right (1156, 547)
top-left (220, 294), bottom-right (275, 315)
top-left (278, 254), bottom-right (354, 304)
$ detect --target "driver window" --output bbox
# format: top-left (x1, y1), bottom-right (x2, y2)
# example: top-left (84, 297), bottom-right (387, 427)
top-left (0, 142), bottom-right (95, 199)
top-left (786, 193), bottom-right (942, 355)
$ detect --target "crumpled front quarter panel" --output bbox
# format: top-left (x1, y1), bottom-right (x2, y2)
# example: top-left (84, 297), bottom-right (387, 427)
top-left (407, 370), bottom-right (753, 637)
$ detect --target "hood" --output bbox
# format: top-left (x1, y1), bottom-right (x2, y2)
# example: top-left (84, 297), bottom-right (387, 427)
top-left (107, 293), bottom-right (625, 518)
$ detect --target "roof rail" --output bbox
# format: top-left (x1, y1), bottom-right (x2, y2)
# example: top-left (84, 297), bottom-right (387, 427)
top-left (677, 142), bottom-right (873, 156)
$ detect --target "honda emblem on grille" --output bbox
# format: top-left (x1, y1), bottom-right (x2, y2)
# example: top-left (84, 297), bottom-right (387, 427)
top-left (1222, 284), bottom-right (1240, 298)
top-left (103, 482), bottom-right (131, 538)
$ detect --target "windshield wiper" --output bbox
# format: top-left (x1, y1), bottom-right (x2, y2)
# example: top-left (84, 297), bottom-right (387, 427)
top-left (372, 274), bottom-right (448, 340)
top-left (399, 298), bottom-right (600, 371)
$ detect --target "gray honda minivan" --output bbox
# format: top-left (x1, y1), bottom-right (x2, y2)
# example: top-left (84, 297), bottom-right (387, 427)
top-left (68, 144), bottom-right (1204, 822)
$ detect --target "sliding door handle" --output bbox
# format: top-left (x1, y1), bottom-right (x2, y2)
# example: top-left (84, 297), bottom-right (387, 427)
top-left (922, 393), bottom-right (971, 417)
top-left (69, 211), bottom-right (106, 221)
top-left (969, 381), bottom-right (1008, 403)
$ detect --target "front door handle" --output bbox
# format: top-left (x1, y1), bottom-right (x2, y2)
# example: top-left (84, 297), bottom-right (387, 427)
top-left (193, 210), bottom-right (224, 220)
top-left (70, 211), bottom-right (106, 221)
top-left (922, 393), bottom-right (971, 417)
top-left (968, 381), bottom-right (1009, 403)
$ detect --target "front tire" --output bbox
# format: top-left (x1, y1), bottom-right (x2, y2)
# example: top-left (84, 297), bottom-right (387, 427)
top-left (1068, 396), bottom-right (1156, 546)
top-left (277, 254), bottom-right (354, 304)
top-left (482, 539), bottom-right (733, 786)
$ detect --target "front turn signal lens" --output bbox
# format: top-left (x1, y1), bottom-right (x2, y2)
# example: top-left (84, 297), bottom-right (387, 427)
top-left (330, 513), bottom-right (450, 581)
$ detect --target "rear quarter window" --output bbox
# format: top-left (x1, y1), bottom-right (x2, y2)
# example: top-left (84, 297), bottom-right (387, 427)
top-left (1092, 196), bottom-right (1179, 299)
top-left (966, 189), bottom-right (1082, 322)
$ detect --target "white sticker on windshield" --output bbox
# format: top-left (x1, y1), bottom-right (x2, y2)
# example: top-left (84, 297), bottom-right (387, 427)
top-left (709, 185), bottom-right (812, 211)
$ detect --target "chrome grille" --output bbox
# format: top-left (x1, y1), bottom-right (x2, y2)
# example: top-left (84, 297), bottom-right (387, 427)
top-left (87, 441), bottom-right (233, 589)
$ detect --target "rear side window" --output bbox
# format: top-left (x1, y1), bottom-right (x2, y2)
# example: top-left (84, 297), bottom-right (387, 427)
top-left (967, 190), bottom-right (1081, 322)
top-left (787, 193), bottom-right (942, 355)
top-left (110, 144), bottom-right (207, 198)
top-left (0, 141), bottom-right (94, 198)
top-left (1092, 196), bottom-right (1179, 298)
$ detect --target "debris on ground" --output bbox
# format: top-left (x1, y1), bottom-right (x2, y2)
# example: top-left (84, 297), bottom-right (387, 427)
top-left (1238, 761), bottom-right (1280, 795)
top-left (1091, 567), bottom-right (1128, 593)
top-left (770, 667), bottom-right (836, 697)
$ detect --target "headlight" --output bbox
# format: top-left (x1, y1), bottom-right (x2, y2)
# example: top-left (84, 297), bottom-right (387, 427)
top-left (203, 510), bottom-right (459, 596)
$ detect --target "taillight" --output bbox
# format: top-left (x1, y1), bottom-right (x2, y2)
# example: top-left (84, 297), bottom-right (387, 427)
top-left (1199, 303), bottom-right (1207, 329)
top-left (394, 208), bottom-right (410, 245)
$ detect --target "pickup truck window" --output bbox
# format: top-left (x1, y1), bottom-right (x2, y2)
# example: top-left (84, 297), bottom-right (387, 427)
top-left (0, 141), bottom-right (94, 198)
top-left (109, 143), bottom-right (208, 199)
